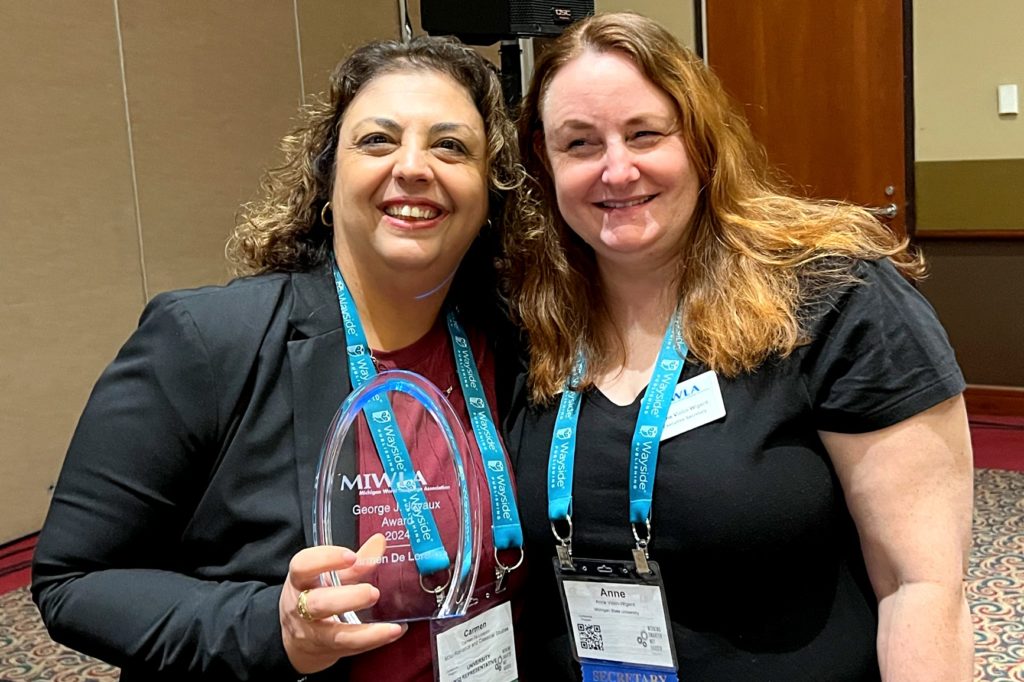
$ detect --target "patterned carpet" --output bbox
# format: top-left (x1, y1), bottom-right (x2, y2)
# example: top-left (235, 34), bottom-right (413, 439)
top-left (0, 584), bottom-right (118, 681)
top-left (1, 469), bottom-right (1021, 681)
top-left (970, 468), bottom-right (1024, 680)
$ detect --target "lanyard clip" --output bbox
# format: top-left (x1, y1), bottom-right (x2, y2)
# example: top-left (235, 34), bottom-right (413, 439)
top-left (494, 546), bottom-right (524, 593)
top-left (551, 516), bottom-right (574, 570)
top-left (631, 519), bottom-right (653, 574)
top-left (556, 543), bottom-right (573, 570)
top-left (631, 546), bottom-right (651, 575)
top-left (419, 568), bottom-right (452, 607)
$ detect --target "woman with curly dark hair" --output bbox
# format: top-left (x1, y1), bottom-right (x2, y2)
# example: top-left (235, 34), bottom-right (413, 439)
top-left (33, 35), bottom-right (525, 682)
top-left (504, 12), bottom-right (972, 681)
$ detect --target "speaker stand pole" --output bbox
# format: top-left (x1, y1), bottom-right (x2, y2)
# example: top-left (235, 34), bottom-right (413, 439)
top-left (397, 0), bottom-right (413, 42)
top-left (499, 39), bottom-right (523, 110)
top-left (519, 38), bottom-right (535, 100)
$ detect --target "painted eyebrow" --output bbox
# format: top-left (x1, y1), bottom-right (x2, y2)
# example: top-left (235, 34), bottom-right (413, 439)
top-left (429, 122), bottom-right (479, 137)
top-left (352, 118), bottom-right (403, 135)
top-left (350, 118), bottom-right (479, 138)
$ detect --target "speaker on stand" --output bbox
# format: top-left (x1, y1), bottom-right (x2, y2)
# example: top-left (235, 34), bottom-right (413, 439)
top-left (418, 0), bottom-right (594, 107)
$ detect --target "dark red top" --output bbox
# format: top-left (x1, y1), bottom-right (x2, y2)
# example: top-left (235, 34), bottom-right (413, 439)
top-left (348, 318), bottom-right (524, 682)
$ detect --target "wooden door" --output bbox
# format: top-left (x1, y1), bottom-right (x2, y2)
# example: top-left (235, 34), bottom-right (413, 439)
top-left (703, 1), bottom-right (909, 236)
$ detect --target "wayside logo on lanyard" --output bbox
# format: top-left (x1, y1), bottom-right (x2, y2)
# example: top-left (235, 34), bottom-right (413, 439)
top-left (430, 314), bottom-right (523, 682)
top-left (314, 263), bottom-right (523, 682)
top-left (547, 310), bottom-right (686, 682)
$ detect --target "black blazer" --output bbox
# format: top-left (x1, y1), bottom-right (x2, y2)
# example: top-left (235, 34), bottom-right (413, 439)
top-left (33, 265), bottom-right (518, 681)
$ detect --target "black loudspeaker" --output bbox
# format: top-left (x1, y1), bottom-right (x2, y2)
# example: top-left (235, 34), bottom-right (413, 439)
top-left (420, 0), bottom-right (594, 45)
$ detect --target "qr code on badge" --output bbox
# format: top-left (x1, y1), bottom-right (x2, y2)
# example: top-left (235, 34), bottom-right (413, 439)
top-left (577, 623), bottom-right (604, 651)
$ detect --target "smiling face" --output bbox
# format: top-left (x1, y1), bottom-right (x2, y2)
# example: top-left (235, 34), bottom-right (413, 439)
top-left (332, 69), bottom-right (489, 290)
top-left (540, 50), bottom-right (699, 275)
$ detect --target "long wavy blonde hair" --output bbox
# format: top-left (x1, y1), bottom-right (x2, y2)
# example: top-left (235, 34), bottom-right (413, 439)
top-left (228, 36), bottom-right (521, 327)
top-left (504, 12), bottom-right (923, 403)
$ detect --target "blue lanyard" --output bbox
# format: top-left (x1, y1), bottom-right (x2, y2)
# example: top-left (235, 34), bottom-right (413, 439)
top-left (445, 315), bottom-right (524, 553)
top-left (548, 310), bottom-right (687, 539)
top-left (333, 265), bottom-right (449, 576)
top-left (332, 264), bottom-right (522, 577)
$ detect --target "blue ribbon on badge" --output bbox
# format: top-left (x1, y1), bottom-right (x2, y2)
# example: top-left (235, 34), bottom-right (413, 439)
top-left (580, 661), bottom-right (679, 682)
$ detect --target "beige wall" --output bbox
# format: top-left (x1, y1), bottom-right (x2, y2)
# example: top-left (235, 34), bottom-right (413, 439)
top-left (0, 1), bottom-right (396, 544)
top-left (914, 0), bottom-right (1024, 161)
top-left (596, 0), bottom-right (695, 48)
top-left (1, 2), bottom-right (144, 546)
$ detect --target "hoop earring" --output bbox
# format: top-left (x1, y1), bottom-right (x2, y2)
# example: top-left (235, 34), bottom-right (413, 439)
top-left (475, 218), bottom-right (493, 240)
top-left (320, 201), bottom-right (333, 227)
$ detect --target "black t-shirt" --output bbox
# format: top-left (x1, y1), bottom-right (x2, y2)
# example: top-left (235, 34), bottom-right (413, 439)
top-left (507, 259), bottom-right (965, 681)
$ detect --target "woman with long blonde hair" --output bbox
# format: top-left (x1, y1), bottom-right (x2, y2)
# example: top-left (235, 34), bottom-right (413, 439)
top-left (504, 12), bottom-right (972, 681)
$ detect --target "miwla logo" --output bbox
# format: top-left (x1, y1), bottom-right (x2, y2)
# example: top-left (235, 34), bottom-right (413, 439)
top-left (339, 470), bottom-right (428, 491)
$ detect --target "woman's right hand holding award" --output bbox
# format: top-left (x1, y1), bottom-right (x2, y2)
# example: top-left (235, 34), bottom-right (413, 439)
top-left (279, 534), bottom-right (407, 675)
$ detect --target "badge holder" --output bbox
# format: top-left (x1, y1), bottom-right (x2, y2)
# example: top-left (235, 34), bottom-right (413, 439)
top-left (554, 557), bottom-right (678, 682)
top-left (313, 369), bottom-right (482, 624)
top-left (428, 581), bottom-right (519, 682)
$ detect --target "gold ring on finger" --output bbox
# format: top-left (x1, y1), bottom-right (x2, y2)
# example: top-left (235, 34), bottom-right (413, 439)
top-left (296, 589), bottom-right (315, 622)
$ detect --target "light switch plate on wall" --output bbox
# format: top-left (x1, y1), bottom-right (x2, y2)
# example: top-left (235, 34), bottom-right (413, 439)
top-left (997, 84), bottom-right (1019, 115)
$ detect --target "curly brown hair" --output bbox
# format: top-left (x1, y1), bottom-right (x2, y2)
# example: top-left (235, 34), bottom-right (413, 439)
top-left (504, 12), bottom-right (923, 402)
top-left (228, 35), bottom-right (521, 324)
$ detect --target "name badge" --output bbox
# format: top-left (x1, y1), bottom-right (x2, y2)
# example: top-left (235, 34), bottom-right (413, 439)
top-left (433, 601), bottom-right (517, 682)
top-left (554, 558), bottom-right (677, 673)
top-left (660, 371), bottom-right (725, 442)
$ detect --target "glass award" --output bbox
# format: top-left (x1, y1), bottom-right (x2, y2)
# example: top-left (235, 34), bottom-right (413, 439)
top-left (313, 369), bottom-right (482, 624)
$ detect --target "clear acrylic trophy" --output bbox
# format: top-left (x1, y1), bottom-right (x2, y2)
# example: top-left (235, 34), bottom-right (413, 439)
top-left (313, 369), bottom-right (482, 624)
